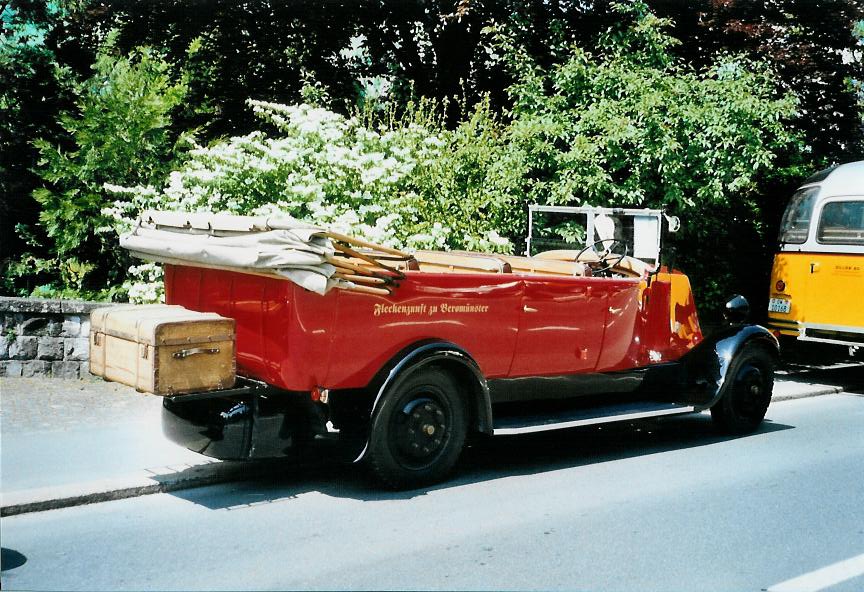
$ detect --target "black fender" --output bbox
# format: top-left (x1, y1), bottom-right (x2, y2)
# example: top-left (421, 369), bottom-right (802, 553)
top-left (353, 341), bottom-right (493, 462)
top-left (681, 324), bottom-right (780, 409)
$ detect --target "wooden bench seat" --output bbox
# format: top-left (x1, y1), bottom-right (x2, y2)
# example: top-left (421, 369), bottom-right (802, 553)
top-left (411, 251), bottom-right (512, 274)
top-left (533, 249), bottom-right (650, 277)
top-left (496, 255), bottom-right (587, 277)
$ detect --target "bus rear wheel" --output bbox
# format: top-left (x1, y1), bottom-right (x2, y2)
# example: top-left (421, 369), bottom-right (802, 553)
top-left (367, 368), bottom-right (467, 490)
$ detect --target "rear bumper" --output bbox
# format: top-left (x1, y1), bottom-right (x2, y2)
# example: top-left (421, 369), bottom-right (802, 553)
top-left (161, 381), bottom-right (362, 462)
top-left (766, 317), bottom-right (864, 347)
top-left (798, 323), bottom-right (864, 347)
top-left (766, 316), bottom-right (800, 337)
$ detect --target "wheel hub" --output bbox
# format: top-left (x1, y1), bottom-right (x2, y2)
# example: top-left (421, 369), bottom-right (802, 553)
top-left (735, 365), bottom-right (766, 417)
top-left (397, 398), bottom-right (448, 461)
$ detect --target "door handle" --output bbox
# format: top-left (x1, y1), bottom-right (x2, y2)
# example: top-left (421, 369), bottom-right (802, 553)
top-left (523, 305), bottom-right (538, 313)
top-left (810, 262), bottom-right (820, 273)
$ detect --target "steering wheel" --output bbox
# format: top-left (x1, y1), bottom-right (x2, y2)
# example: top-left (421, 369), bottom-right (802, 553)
top-left (576, 239), bottom-right (628, 276)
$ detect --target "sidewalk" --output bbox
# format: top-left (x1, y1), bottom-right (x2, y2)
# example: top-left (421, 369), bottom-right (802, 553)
top-left (0, 376), bottom-right (279, 517)
top-left (1, 368), bottom-right (859, 517)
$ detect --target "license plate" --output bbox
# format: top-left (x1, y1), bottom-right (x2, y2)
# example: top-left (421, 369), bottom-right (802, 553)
top-left (768, 298), bottom-right (791, 314)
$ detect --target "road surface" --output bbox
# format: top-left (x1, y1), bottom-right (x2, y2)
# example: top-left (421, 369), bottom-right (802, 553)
top-left (2, 389), bottom-right (863, 591)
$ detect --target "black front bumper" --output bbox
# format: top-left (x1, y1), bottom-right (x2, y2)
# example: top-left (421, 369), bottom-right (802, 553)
top-left (161, 380), bottom-right (363, 462)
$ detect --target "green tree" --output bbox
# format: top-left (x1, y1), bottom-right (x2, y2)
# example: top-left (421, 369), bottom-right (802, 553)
top-left (496, 4), bottom-right (803, 315)
top-left (0, 1), bottom-right (72, 274)
top-left (25, 36), bottom-right (189, 296)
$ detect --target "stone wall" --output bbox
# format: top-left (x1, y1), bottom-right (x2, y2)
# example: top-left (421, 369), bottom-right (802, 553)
top-left (0, 297), bottom-right (114, 379)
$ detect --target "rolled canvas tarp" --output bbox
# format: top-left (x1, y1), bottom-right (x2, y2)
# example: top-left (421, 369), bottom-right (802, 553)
top-left (120, 211), bottom-right (340, 294)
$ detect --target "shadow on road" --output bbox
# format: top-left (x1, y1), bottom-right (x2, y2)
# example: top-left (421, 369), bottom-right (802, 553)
top-left (168, 412), bottom-right (794, 510)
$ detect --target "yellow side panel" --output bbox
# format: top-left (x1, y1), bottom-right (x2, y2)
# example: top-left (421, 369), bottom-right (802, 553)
top-left (668, 272), bottom-right (702, 347)
top-left (654, 271), bottom-right (702, 348)
top-left (769, 252), bottom-right (864, 332)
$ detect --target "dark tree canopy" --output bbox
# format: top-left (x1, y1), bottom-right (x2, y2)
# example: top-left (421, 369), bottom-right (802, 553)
top-left (1, 0), bottom-right (862, 310)
top-left (650, 0), bottom-right (864, 163)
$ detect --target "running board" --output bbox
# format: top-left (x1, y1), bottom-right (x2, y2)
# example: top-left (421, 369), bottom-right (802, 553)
top-left (492, 402), bottom-right (698, 435)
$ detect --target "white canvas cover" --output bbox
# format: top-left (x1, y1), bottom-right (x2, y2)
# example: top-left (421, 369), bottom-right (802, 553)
top-left (120, 211), bottom-right (340, 294)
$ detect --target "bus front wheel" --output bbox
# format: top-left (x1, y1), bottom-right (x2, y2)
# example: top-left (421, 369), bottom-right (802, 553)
top-left (711, 344), bottom-right (775, 434)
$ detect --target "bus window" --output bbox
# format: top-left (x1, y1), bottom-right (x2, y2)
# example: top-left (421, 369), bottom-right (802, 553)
top-left (778, 187), bottom-right (818, 244)
top-left (817, 201), bottom-right (864, 245)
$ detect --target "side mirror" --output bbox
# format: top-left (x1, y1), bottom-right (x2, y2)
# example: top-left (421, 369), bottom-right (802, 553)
top-left (724, 295), bottom-right (750, 325)
top-left (664, 214), bottom-right (681, 233)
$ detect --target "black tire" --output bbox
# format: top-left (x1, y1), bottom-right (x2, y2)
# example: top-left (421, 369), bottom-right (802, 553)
top-left (710, 344), bottom-right (775, 434)
top-left (367, 368), bottom-right (468, 489)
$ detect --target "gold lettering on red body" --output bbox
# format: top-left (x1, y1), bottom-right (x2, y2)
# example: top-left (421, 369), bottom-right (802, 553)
top-left (373, 302), bottom-right (490, 316)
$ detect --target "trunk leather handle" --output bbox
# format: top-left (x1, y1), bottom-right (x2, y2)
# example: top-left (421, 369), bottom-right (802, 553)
top-left (173, 347), bottom-right (220, 359)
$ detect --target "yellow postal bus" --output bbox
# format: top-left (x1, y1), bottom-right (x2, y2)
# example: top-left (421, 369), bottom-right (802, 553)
top-left (768, 161), bottom-right (864, 352)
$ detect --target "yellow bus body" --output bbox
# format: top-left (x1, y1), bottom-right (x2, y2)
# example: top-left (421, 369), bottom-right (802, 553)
top-left (768, 161), bottom-right (864, 348)
top-left (768, 252), bottom-right (864, 342)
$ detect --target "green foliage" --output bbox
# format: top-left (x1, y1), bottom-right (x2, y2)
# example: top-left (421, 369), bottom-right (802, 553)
top-left (497, 5), bottom-right (801, 212)
top-left (855, 20), bottom-right (864, 121)
top-left (490, 3), bottom-right (803, 313)
top-left (649, 0), bottom-right (863, 165)
top-left (5, 1), bottom-right (840, 317)
top-left (393, 97), bottom-right (528, 250)
top-left (1, 1), bottom-right (72, 279)
top-left (0, 254), bottom-right (125, 301)
top-left (26, 34), bottom-right (189, 296)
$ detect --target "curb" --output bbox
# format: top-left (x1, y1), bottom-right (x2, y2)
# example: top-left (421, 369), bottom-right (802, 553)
top-left (1, 459), bottom-right (283, 518)
top-left (772, 381), bottom-right (845, 402)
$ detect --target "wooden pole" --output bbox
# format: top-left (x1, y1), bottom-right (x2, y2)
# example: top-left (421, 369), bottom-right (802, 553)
top-left (332, 243), bottom-right (405, 279)
top-left (325, 255), bottom-right (396, 281)
top-left (333, 272), bottom-right (389, 285)
top-left (323, 231), bottom-right (410, 259)
top-left (335, 283), bottom-right (391, 296)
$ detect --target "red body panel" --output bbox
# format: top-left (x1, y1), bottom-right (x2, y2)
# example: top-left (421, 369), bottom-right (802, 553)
top-left (164, 265), bottom-right (703, 392)
top-left (509, 279), bottom-right (608, 376)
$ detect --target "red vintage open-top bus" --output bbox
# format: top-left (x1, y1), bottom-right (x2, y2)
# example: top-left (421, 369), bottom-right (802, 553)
top-left (136, 206), bottom-right (778, 489)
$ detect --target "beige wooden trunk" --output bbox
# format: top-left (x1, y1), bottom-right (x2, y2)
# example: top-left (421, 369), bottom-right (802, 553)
top-left (89, 304), bottom-right (236, 395)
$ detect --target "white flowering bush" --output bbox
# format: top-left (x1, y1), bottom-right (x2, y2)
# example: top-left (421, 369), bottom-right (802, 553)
top-left (124, 263), bottom-right (165, 304)
top-left (106, 98), bottom-right (526, 301)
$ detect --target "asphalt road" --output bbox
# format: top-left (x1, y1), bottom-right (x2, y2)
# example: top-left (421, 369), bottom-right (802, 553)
top-left (2, 390), bottom-right (863, 592)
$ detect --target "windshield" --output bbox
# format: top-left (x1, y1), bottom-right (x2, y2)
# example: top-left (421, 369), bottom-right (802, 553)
top-left (778, 187), bottom-right (818, 244)
top-left (526, 206), bottom-right (669, 265)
